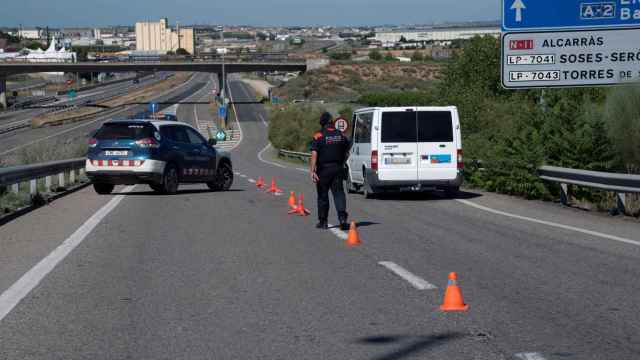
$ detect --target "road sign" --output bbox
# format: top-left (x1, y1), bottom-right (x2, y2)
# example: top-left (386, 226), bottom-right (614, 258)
top-left (334, 117), bottom-right (349, 133)
top-left (503, 0), bottom-right (640, 31)
top-left (216, 129), bottom-right (227, 141)
top-left (218, 105), bottom-right (227, 118)
top-left (67, 90), bottom-right (77, 99)
top-left (502, 28), bottom-right (640, 88)
top-left (149, 102), bottom-right (158, 113)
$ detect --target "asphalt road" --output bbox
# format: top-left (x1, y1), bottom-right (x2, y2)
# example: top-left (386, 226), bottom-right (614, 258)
top-left (0, 73), bottom-right (210, 163)
top-left (0, 78), bottom-right (639, 359)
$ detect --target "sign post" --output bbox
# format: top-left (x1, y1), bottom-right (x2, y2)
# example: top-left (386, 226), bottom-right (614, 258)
top-left (149, 102), bottom-right (158, 119)
top-left (501, 0), bottom-right (640, 89)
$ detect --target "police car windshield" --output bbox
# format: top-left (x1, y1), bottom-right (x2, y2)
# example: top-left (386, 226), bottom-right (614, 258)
top-left (95, 123), bottom-right (155, 140)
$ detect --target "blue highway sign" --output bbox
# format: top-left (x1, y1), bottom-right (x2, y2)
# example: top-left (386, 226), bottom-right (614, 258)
top-left (503, 0), bottom-right (640, 31)
top-left (148, 102), bottom-right (158, 113)
top-left (218, 105), bottom-right (227, 118)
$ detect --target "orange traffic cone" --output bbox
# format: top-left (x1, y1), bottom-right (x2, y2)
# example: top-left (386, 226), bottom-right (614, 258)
top-left (266, 177), bottom-right (283, 194)
top-left (440, 272), bottom-right (469, 312)
top-left (346, 221), bottom-right (362, 247)
top-left (256, 176), bottom-right (265, 189)
top-left (288, 191), bottom-right (297, 209)
top-left (288, 193), bottom-right (310, 216)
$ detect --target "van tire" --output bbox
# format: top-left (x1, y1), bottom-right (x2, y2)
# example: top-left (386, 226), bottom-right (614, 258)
top-left (363, 177), bottom-right (377, 199)
top-left (444, 186), bottom-right (459, 199)
top-left (93, 183), bottom-right (114, 195)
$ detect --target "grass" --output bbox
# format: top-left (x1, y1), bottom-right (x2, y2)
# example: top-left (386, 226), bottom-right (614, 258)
top-left (17, 140), bottom-right (87, 165)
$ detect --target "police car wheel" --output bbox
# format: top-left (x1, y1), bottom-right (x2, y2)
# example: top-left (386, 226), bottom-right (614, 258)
top-left (162, 164), bottom-right (180, 195)
top-left (207, 163), bottom-right (233, 191)
top-left (93, 183), bottom-right (114, 195)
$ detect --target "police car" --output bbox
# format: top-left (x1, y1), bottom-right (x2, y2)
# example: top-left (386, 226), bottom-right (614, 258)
top-left (86, 120), bottom-right (233, 195)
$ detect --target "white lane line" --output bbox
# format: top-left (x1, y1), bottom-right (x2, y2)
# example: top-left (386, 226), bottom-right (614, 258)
top-left (328, 225), bottom-right (348, 240)
top-left (456, 199), bottom-right (640, 247)
top-left (0, 185), bottom-right (135, 322)
top-left (240, 174), bottom-right (247, 178)
top-left (514, 353), bottom-right (547, 360)
top-left (248, 179), bottom-right (256, 183)
top-left (378, 261), bottom-right (437, 290)
top-left (258, 143), bottom-right (286, 169)
top-left (258, 113), bottom-right (268, 127)
top-left (234, 172), bottom-right (240, 175)
top-left (296, 167), bottom-right (308, 173)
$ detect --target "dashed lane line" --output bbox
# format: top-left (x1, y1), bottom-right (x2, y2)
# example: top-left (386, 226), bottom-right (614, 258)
top-left (456, 199), bottom-right (640, 247)
top-left (514, 353), bottom-right (547, 360)
top-left (0, 186), bottom-right (136, 323)
top-left (378, 261), bottom-right (437, 290)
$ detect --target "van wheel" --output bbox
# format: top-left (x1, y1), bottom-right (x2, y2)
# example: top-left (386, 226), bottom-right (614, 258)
top-left (161, 164), bottom-right (180, 195)
top-left (444, 186), bottom-right (459, 199)
top-left (93, 183), bottom-right (114, 195)
top-left (363, 177), bottom-right (376, 199)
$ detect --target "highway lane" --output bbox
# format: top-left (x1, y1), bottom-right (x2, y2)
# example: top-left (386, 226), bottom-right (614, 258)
top-left (0, 73), bottom-right (210, 163)
top-left (0, 78), bottom-right (638, 359)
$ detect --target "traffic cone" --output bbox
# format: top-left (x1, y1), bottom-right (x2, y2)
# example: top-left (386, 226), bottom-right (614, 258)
top-left (288, 193), bottom-right (310, 216)
top-left (440, 272), bottom-right (469, 312)
top-left (256, 176), bottom-right (265, 189)
top-left (346, 221), bottom-right (362, 247)
top-left (266, 177), bottom-right (283, 194)
top-left (288, 191), bottom-right (297, 209)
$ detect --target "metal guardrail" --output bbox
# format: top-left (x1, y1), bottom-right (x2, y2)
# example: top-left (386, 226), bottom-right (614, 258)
top-left (279, 149), bottom-right (311, 163)
top-left (0, 158), bottom-right (86, 195)
top-left (538, 165), bottom-right (640, 215)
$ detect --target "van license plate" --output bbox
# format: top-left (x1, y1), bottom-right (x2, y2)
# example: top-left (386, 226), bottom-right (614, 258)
top-left (105, 151), bottom-right (128, 156)
top-left (385, 157), bottom-right (411, 165)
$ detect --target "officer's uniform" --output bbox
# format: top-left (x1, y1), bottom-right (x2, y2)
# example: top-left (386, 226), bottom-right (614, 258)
top-left (310, 126), bottom-right (351, 225)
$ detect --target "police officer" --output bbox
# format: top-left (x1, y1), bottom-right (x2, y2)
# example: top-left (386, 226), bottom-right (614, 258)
top-left (310, 112), bottom-right (351, 230)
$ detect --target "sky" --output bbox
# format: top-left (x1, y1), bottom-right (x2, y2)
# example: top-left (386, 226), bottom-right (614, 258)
top-left (3, 0), bottom-right (500, 27)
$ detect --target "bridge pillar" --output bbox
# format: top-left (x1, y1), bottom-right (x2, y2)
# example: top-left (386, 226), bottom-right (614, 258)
top-left (0, 74), bottom-right (7, 110)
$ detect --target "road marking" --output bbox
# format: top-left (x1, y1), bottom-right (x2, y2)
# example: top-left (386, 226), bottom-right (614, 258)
top-left (258, 143), bottom-right (286, 169)
top-left (0, 185), bottom-right (135, 323)
top-left (258, 113), bottom-right (268, 127)
top-left (514, 353), bottom-right (547, 360)
top-left (296, 167), bottom-right (308, 173)
top-left (226, 81), bottom-right (244, 151)
top-left (234, 172), bottom-right (240, 175)
top-left (378, 261), bottom-right (437, 290)
top-left (328, 224), bottom-right (348, 240)
top-left (456, 199), bottom-right (640, 247)
top-left (240, 174), bottom-right (247, 178)
top-left (248, 179), bottom-right (256, 183)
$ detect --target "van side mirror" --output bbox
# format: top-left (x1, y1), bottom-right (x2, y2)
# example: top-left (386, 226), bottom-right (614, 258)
top-left (208, 138), bottom-right (217, 146)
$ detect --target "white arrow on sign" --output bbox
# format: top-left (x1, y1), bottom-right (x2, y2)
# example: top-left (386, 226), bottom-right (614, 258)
top-left (511, 0), bottom-right (526, 22)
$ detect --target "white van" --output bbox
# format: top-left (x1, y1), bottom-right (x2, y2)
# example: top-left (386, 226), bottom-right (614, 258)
top-left (345, 107), bottom-right (463, 198)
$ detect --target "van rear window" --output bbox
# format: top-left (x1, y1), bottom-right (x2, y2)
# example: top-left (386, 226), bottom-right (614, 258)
top-left (381, 112), bottom-right (416, 143)
top-left (95, 123), bottom-right (154, 140)
top-left (418, 111), bottom-right (453, 142)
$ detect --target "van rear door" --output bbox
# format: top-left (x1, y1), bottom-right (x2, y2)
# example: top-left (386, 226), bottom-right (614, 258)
top-left (416, 109), bottom-right (458, 181)
top-left (378, 109), bottom-right (419, 182)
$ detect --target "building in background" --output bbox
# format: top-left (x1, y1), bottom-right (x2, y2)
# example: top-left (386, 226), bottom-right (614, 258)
top-left (135, 18), bottom-right (195, 54)
top-left (374, 26), bottom-right (500, 47)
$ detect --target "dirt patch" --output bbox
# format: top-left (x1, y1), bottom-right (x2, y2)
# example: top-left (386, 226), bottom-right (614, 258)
top-left (31, 73), bottom-right (193, 128)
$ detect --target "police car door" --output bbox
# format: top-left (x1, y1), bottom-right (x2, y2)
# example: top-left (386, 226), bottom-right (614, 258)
top-left (378, 108), bottom-right (419, 183)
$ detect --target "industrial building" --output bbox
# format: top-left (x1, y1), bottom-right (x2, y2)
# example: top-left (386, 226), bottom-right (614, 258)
top-left (374, 27), bottom-right (500, 47)
top-left (135, 18), bottom-right (195, 55)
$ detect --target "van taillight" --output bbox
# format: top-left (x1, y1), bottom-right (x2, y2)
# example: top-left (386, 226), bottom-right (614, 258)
top-left (371, 150), bottom-right (379, 170)
top-left (136, 138), bottom-right (160, 148)
top-left (88, 138), bottom-right (97, 148)
top-left (457, 149), bottom-right (464, 169)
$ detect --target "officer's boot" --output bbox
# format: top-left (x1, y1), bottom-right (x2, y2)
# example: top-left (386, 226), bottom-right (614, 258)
top-left (316, 219), bottom-right (328, 230)
top-left (338, 212), bottom-right (349, 231)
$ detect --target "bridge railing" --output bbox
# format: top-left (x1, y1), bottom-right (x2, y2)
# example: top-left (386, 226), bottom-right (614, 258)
top-left (0, 158), bottom-right (87, 196)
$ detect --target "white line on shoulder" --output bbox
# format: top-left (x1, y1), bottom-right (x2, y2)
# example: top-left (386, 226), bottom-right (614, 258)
top-left (0, 185), bottom-right (135, 322)
top-left (456, 199), bottom-right (640, 247)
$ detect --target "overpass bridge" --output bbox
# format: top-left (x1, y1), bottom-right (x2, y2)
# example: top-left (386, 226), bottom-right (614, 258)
top-left (0, 60), bottom-right (310, 108)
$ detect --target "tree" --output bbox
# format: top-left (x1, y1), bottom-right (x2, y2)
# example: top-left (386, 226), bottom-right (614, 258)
top-left (399, 36), bottom-right (408, 43)
top-left (604, 84), bottom-right (640, 173)
top-left (368, 49), bottom-right (383, 61)
top-left (175, 48), bottom-right (190, 55)
top-left (383, 52), bottom-right (396, 61)
top-left (328, 51), bottom-right (351, 61)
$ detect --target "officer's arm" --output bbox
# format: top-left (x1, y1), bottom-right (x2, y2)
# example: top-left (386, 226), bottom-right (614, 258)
top-left (310, 151), bottom-right (319, 182)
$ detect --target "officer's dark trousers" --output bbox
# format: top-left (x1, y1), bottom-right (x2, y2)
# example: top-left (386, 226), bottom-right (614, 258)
top-left (316, 163), bottom-right (348, 222)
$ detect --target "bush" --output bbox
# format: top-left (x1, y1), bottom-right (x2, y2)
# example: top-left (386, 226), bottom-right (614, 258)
top-left (368, 49), bottom-right (383, 61)
top-left (328, 51), bottom-right (352, 61)
top-left (17, 141), bottom-right (87, 165)
top-left (604, 84), bottom-right (640, 173)
top-left (269, 106), bottom-right (325, 152)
